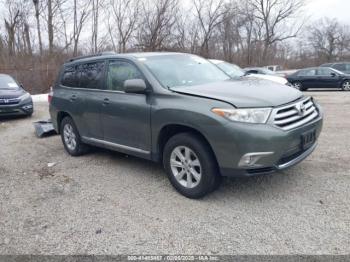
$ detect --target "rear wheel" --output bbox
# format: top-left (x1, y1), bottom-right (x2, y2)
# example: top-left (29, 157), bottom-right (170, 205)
top-left (60, 116), bottom-right (88, 156)
top-left (342, 80), bottom-right (350, 91)
top-left (293, 81), bottom-right (306, 91)
top-left (163, 132), bottom-right (221, 199)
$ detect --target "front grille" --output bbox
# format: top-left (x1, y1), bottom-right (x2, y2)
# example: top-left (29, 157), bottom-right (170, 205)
top-left (0, 98), bottom-right (21, 105)
top-left (273, 97), bottom-right (318, 131)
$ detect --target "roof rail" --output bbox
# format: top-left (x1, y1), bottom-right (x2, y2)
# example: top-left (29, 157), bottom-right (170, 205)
top-left (67, 51), bottom-right (117, 62)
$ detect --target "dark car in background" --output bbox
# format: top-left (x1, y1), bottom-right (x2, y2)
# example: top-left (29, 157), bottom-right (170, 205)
top-left (320, 62), bottom-right (350, 74)
top-left (287, 67), bottom-right (350, 91)
top-left (50, 52), bottom-right (323, 198)
top-left (0, 74), bottom-right (33, 117)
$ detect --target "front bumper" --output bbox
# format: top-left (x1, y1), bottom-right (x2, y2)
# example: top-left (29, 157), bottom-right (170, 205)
top-left (208, 105), bottom-right (323, 177)
top-left (0, 98), bottom-right (33, 116)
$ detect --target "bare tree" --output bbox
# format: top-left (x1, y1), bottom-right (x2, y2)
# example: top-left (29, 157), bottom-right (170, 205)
top-left (3, 1), bottom-right (22, 56)
top-left (137, 0), bottom-right (179, 51)
top-left (308, 18), bottom-right (350, 63)
top-left (192, 0), bottom-right (227, 57)
top-left (248, 0), bottom-right (305, 64)
top-left (33, 0), bottom-right (43, 55)
top-left (108, 0), bottom-right (140, 53)
top-left (72, 0), bottom-right (91, 56)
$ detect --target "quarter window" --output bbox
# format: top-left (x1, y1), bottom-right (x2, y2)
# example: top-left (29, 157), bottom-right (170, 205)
top-left (107, 61), bottom-right (143, 91)
top-left (77, 61), bottom-right (105, 89)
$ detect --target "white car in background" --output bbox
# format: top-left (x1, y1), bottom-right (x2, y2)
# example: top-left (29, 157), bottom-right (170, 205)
top-left (210, 59), bottom-right (290, 86)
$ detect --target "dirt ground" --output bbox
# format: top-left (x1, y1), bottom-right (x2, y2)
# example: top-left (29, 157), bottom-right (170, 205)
top-left (0, 91), bottom-right (349, 255)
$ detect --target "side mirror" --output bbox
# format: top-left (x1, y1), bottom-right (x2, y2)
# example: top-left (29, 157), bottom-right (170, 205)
top-left (330, 72), bottom-right (337, 77)
top-left (124, 79), bottom-right (147, 94)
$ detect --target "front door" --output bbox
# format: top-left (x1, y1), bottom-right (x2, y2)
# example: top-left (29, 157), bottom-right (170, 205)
top-left (316, 68), bottom-right (341, 88)
top-left (101, 60), bottom-right (152, 155)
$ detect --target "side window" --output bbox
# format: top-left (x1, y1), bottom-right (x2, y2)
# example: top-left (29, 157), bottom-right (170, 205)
top-left (77, 61), bottom-right (105, 89)
top-left (107, 61), bottom-right (143, 91)
top-left (299, 69), bottom-right (316, 76)
top-left (317, 68), bottom-right (332, 76)
top-left (61, 66), bottom-right (78, 87)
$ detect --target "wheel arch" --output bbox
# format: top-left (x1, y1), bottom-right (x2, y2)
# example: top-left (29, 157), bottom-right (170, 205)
top-left (56, 111), bottom-right (72, 134)
top-left (156, 124), bottom-right (219, 167)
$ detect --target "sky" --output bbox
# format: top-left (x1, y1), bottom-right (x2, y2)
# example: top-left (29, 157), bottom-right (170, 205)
top-left (306, 0), bottom-right (350, 24)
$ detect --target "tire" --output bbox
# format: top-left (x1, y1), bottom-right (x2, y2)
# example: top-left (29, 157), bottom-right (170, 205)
top-left (293, 81), bottom-right (306, 91)
top-left (163, 132), bottom-right (221, 199)
top-left (342, 80), bottom-right (350, 91)
top-left (60, 116), bottom-right (88, 156)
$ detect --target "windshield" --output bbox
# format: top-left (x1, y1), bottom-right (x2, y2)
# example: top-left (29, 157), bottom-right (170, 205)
top-left (0, 75), bottom-right (19, 90)
top-left (139, 54), bottom-right (230, 88)
top-left (215, 62), bottom-right (245, 78)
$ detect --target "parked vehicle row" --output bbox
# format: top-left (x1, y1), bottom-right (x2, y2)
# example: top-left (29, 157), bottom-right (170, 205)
top-left (49, 52), bottom-right (323, 198)
top-left (0, 74), bottom-right (33, 117)
top-left (287, 67), bottom-right (350, 91)
top-left (210, 60), bottom-right (290, 85)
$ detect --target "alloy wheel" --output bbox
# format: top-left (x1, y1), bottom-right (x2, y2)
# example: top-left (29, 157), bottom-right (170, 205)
top-left (63, 123), bottom-right (77, 151)
top-left (343, 81), bottom-right (350, 91)
top-left (170, 146), bottom-right (202, 189)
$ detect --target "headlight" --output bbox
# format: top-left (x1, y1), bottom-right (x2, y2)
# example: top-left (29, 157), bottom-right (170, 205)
top-left (18, 92), bottom-right (31, 100)
top-left (212, 108), bottom-right (272, 124)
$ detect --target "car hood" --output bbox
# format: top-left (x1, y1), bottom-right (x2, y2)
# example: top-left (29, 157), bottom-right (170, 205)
top-left (246, 74), bottom-right (288, 84)
top-left (0, 88), bottom-right (25, 99)
top-left (170, 79), bottom-right (302, 108)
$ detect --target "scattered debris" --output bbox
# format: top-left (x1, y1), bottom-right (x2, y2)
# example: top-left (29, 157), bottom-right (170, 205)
top-left (47, 162), bottom-right (56, 168)
top-left (33, 120), bottom-right (57, 138)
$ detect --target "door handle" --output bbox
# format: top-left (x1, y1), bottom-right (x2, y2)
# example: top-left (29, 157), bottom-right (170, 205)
top-left (70, 94), bottom-right (77, 102)
top-left (103, 98), bottom-right (110, 105)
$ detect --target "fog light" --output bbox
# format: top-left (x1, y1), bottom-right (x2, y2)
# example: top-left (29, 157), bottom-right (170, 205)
top-left (22, 104), bottom-right (33, 110)
top-left (238, 152), bottom-right (274, 167)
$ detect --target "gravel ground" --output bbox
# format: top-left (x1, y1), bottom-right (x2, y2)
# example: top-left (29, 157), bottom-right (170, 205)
top-left (0, 91), bottom-right (349, 255)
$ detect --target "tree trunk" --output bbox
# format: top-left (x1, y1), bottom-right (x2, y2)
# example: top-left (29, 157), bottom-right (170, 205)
top-left (47, 0), bottom-right (54, 54)
top-left (24, 23), bottom-right (33, 56)
top-left (33, 0), bottom-right (43, 55)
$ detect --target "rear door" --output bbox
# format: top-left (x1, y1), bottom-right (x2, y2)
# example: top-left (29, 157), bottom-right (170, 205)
top-left (297, 69), bottom-right (317, 88)
top-left (75, 60), bottom-right (106, 139)
top-left (100, 59), bottom-right (151, 155)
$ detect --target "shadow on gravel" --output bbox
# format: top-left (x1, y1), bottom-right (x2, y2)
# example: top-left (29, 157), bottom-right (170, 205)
top-left (0, 114), bottom-right (30, 122)
top-left (88, 146), bottom-right (300, 201)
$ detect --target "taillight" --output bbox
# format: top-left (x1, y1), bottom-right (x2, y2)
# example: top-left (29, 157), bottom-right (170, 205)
top-left (48, 86), bottom-right (53, 103)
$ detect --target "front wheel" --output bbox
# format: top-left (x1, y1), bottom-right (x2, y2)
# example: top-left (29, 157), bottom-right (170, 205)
top-left (163, 133), bottom-right (221, 199)
top-left (342, 80), bottom-right (350, 91)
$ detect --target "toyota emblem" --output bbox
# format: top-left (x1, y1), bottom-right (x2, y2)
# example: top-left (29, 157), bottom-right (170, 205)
top-left (295, 102), bottom-right (306, 116)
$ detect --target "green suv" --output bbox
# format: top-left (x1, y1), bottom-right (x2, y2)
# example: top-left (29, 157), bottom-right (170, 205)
top-left (49, 52), bottom-right (323, 198)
